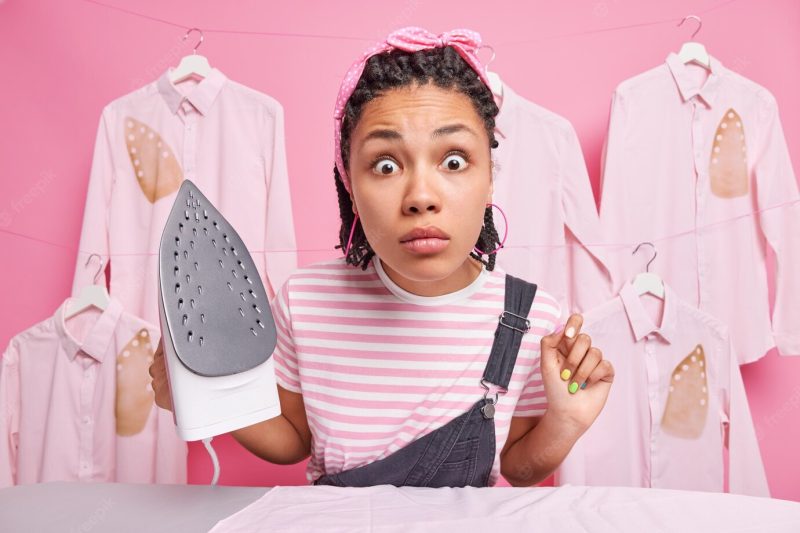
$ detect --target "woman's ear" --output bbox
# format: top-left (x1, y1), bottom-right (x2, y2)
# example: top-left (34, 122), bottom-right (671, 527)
top-left (350, 193), bottom-right (358, 216)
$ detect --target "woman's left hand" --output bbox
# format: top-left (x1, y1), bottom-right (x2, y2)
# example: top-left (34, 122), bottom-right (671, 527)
top-left (539, 313), bottom-right (614, 435)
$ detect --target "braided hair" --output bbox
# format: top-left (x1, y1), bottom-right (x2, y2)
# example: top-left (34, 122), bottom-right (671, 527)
top-left (334, 45), bottom-right (502, 270)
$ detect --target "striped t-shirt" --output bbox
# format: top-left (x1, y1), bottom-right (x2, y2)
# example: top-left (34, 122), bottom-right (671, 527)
top-left (270, 257), bottom-right (561, 485)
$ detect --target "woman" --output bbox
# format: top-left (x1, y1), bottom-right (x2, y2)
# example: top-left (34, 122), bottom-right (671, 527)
top-left (150, 27), bottom-right (614, 487)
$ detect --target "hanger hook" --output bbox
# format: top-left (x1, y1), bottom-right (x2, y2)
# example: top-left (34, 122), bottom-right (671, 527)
top-left (183, 27), bottom-right (204, 54)
top-left (85, 253), bottom-right (104, 283)
top-left (678, 15), bottom-right (702, 40)
top-left (478, 44), bottom-right (496, 69)
top-left (632, 242), bottom-right (657, 273)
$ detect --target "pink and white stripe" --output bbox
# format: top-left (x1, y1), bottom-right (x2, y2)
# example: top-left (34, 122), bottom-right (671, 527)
top-left (270, 258), bottom-right (561, 485)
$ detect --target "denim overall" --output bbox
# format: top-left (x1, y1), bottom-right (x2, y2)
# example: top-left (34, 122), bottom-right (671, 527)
top-left (313, 274), bottom-right (537, 488)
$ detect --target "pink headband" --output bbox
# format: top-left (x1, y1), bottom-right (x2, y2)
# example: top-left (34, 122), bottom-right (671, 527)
top-left (333, 27), bottom-right (493, 193)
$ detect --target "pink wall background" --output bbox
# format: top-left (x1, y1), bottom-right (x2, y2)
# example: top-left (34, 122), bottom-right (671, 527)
top-left (1, 0), bottom-right (799, 500)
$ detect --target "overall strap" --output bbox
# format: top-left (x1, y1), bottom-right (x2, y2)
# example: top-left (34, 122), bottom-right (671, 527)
top-left (482, 274), bottom-right (538, 391)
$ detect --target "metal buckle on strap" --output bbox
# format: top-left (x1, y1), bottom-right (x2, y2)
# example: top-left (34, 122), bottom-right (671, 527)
top-left (479, 379), bottom-right (501, 419)
top-left (480, 378), bottom-right (501, 404)
top-left (498, 311), bottom-right (531, 334)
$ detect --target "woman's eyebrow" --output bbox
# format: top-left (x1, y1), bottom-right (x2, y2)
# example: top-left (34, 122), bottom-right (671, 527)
top-left (432, 123), bottom-right (477, 138)
top-left (363, 129), bottom-right (402, 143)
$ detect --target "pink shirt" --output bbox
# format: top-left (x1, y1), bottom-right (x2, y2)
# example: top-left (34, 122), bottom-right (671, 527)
top-left (555, 281), bottom-right (769, 497)
top-left (270, 257), bottom-right (561, 485)
top-left (72, 67), bottom-right (297, 327)
top-left (0, 298), bottom-right (183, 488)
top-left (598, 53), bottom-right (800, 364)
top-left (492, 81), bottom-right (613, 316)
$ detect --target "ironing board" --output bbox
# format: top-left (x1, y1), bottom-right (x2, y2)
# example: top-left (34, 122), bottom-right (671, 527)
top-left (0, 481), bottom-right (268, 532)
top-left (2, 482), bottom-right (799, 532)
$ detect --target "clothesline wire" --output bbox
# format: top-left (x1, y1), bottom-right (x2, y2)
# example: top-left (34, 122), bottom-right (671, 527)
top-left (500, 0), bottom-right (744, 45)
top-left (80, 0), bottom-right (746, 46)
top-left (1, 197), bottom-right (797, 257)
top-left (80, 0), bottom-right (397, 41)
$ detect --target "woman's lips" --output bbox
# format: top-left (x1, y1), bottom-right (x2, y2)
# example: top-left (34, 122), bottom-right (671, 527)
top-left (399, 226), bottom-right (451, 255)
top-left (400, 237), bottom-right (449, 254)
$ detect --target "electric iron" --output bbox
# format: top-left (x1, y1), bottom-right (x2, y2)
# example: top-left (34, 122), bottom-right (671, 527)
top-left (157, 179), bottom-right (281, 443)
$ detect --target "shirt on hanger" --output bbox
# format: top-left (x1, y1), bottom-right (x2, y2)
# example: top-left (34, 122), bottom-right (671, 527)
top-left (71, 67), bottom-right (297, 329)
top-left (555, 281), bottom-right (769, 497)
top-left (598, 53), bottom-right (800, 364)
top-left (269, 257), bottom-right (561, 485)
top-left (492, 81), bottom-right (614, 317)
top-left (0, 298), bottom-right (184, 488)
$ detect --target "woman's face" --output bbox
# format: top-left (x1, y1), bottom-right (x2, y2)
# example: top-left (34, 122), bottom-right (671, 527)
top-left (347, 82), bottom-right (493, 296)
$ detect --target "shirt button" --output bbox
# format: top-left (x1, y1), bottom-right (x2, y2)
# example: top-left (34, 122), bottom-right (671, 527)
top-left (83, 416), bottom-right (91, 425)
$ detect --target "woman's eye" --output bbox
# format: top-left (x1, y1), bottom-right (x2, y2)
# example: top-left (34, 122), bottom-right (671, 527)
top-left (372, 158), bottom-right (399, 175)
top-left (442, 153), bottom-right (468, 171)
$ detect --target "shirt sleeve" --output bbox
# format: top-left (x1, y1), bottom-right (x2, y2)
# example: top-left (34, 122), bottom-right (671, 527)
top-left (71, 109), bottom-right (115, 296)
top-left (513, 295), bottom-right (561, 417)
top-left (263, 102), bottom-right (297, 301)
top-left (753, 91), bottom-right (800, 356)
top-left (598, 89), bottom-right (624, 211)
top-left (560, 122), bottom-right (615, 313)
top-left (723, 338), bottom-right (770, 496)
top-left (596, 88), bottom-right (630, 293)
top-left (0, 340), bottom-right (20, 488)
top-left (270, 278), bottom-right (301, 393)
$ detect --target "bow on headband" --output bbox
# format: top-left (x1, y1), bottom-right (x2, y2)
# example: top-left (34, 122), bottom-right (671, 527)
top-left (333, 27), bottom-right (493, 192)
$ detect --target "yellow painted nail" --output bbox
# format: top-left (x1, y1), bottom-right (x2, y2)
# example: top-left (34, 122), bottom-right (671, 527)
top-left (560, 368), bottom-right (571, 381)
top-left (569, 382), bottom-right (579, 394)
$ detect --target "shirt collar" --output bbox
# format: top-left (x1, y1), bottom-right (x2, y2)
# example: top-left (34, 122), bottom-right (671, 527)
top-left (665, 52), bottom-right (723, 108)
top-left (619, 281), bottom-right (678, 344)
top-left (372, 256), bottom-right (490, 306)
top-left (54, 297), bottom-right (124, 363)
top-left (157, 67), bottom-right (227, 116)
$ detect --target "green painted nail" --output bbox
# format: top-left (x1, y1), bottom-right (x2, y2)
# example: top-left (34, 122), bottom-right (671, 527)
top-left (569, 382), bottom-right (579, 394)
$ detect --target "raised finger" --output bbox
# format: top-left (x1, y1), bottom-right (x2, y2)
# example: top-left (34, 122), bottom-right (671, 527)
top-left (556, 314), bottom-right (584, 357)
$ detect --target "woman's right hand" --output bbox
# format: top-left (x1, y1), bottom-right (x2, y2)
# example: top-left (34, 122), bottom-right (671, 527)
top-left (149, 337), bottom-right (173, 412)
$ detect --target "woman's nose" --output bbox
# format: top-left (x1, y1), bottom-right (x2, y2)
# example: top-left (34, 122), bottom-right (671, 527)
top-left (401, 170), bottom-right (441, 215)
